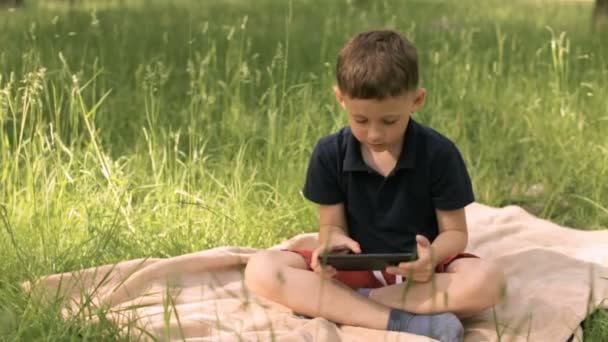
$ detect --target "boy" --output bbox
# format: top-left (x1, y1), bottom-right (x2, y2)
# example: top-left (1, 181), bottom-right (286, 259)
top-left (245, 30), bottom-right (506, 341)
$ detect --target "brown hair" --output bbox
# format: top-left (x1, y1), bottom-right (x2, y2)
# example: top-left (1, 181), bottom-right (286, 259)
top-left (336, 30), bottom-right (418, 99)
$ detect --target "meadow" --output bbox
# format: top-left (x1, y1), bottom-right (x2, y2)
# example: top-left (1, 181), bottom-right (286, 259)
top-left (0, 0), bottom-right (607, 339)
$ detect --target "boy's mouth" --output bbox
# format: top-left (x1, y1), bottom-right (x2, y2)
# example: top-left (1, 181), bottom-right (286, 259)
top-left (368, 143), bottom-right (386, 150)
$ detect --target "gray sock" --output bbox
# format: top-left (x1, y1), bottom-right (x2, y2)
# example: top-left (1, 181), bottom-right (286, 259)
top-left (387, 308), bottom-right (464, 342)
top-left (357, 287), bottom-right (373, 297)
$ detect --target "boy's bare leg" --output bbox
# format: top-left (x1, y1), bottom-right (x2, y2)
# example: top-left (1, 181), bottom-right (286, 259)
top-left (369, 258), bottom-right (506, 318)
top-left (244, 250), bottom-right (391, 329)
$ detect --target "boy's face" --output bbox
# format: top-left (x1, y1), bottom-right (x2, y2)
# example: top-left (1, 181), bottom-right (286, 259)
top-left (334, 87), bottom-right (426, 153)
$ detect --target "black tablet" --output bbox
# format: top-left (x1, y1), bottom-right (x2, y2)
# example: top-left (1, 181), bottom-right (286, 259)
top-left (318, 253), bottom-right (417, 271)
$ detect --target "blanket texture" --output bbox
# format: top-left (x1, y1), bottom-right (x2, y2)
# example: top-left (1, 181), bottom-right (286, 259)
top-left (25, 203), bottom-right (608, 341)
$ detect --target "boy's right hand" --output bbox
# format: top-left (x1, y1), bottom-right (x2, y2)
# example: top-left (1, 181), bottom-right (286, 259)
top-left (310, 234), bottom-right (361, 278)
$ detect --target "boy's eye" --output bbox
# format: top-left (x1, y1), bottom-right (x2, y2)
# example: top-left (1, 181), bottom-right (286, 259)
top-left (354, 119), bottom-right (368, 124)
top-left (383, 120), bottom-right (397, 125)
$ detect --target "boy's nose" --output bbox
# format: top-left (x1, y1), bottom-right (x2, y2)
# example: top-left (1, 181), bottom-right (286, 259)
top-left (368, 129), bottom-right (384, 143)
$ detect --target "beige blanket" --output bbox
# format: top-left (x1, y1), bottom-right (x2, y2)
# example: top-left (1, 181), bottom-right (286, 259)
top-left (24, 203), bottom-right (608, 341)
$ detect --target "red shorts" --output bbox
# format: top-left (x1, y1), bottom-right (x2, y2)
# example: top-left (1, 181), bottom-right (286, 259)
top-left (287, 249), bottom-right (479, 289)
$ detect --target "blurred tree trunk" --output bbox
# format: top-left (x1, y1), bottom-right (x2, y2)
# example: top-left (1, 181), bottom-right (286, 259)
top-left (0, 0), bottom-right (23, 7)
top-left (594, 0), bottom-right (608, 31)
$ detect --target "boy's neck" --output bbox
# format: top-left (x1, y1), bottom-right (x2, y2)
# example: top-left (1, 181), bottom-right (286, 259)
top-left (360, 136), bottom-right (405, 177)
top-left (364, 133), bottom-right (405, 158)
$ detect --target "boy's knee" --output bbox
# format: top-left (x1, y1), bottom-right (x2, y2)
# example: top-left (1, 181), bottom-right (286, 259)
top-left (244, 251), bottom-right (290, 297)
top-left (470, 262), bottom-right (506, 307)
top-left (244, 251), bottom-right (275, 292)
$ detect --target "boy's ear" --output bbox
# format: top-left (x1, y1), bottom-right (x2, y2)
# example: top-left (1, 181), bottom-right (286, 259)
top-left (333, 86), bottom-right (346, 109)
top-left (411, 87), bottom-right (427, 112)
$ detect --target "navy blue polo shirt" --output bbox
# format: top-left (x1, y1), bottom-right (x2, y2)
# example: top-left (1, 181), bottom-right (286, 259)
top-left (302, 118), bottom-right (474, 253)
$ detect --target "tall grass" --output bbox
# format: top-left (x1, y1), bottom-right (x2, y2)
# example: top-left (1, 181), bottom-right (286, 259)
top-left (0, 0), bottom-right (607, 340)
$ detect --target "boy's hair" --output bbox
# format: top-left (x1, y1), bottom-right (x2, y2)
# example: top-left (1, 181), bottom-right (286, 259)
top-left (336, 29), bottom-right (418, 99)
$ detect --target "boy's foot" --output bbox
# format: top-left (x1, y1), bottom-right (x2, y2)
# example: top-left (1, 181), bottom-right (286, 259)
top-left (387, 308), bottom-right (464, 342)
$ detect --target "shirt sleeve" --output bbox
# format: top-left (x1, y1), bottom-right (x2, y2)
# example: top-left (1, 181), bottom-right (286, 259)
top-left (431, 142), bottom-right (475, 210)
top-left (302, 141), bottom-right (344, 205)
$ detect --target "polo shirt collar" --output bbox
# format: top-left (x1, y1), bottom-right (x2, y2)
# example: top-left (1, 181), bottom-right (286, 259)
top-left (343, 118), bottom-right (418, 172)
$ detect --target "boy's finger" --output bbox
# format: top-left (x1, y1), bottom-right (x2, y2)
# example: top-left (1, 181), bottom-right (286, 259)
top-left (310, 252), bottom-right (319, 268)
top-left (330, 244), bottom-right (348, 252)
top-left (313, 252), bottom-right (328, 269)
top-left (347, 240), bottom-right (361, 253)
top-left (312, 261), bottom-right (334, 273)
top-left (416, 235), bottom-right (431, 248)
top-left (397, 260), bottom-right (418, 270)
top-left (320, 266), bottom-right (336, 278)
top-left (312, 248), bottom-right (328, 267)
top-left (386, 266), bottom-right (407, 275)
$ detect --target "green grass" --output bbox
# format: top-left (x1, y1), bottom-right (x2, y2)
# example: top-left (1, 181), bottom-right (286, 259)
top-left (0, 0), bottom-right (607, 340)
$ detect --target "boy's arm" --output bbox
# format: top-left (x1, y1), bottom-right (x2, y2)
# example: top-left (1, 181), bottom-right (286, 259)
top-left (318, 203), bottom-right (349, 244)
top-left (429, 208), bottom-right (468, 266)
top-left (311, 203), bottom-right (359, 274)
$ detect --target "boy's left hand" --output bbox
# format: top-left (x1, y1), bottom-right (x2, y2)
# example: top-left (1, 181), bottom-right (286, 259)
top-left (386, 235), bottom-right (435, 283)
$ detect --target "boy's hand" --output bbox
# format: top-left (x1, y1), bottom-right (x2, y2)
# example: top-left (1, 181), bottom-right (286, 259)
top-left (311, 234), bottom-right (361, 279)
top-left (386, 235), bottom-right (435, 283)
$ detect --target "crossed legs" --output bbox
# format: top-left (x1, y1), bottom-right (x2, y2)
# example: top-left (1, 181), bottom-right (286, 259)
top-left (244, 250), bottom-right (506, 329)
